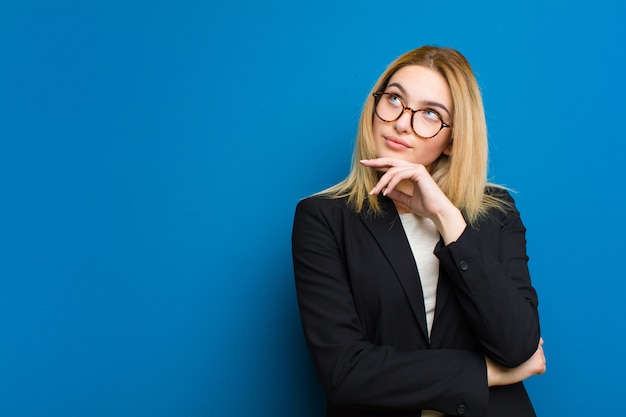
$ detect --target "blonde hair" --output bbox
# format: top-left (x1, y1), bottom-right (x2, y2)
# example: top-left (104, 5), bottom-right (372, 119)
top-left (320, 45), bottom-right (508, 225)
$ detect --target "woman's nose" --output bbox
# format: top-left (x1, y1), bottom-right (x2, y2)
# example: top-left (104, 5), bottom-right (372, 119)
top-left (394, 108), bottom-right (414, 134)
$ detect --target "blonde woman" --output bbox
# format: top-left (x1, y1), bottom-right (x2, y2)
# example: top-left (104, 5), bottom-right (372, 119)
top-left (292, 46), bottom-right (545, 417)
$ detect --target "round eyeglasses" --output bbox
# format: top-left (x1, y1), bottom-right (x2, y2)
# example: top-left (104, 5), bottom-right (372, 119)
top-left (373, 92), bottom-right (452, 139)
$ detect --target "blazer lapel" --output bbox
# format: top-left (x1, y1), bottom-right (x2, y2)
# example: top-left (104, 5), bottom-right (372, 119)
top-left (359, 197), bottom-right (429, 341)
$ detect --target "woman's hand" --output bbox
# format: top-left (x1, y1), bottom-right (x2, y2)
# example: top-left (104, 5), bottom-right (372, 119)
top-left (360, 158), bottom-right (466, 244)
top-left (486, 338), bottom-right (547, 387)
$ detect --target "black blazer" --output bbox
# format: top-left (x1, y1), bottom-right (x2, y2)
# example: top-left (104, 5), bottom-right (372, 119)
top-left (292, 191), bottom-right (540, 417)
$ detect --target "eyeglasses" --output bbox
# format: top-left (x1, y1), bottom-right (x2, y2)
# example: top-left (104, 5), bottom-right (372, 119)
top-left (373, 92), bottom-right (452, 139)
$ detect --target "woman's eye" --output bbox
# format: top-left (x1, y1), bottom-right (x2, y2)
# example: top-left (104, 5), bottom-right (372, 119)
top-left (422, 109), bottom-right (440, 122)
top-left (388, 94), bottom-right (402, 106)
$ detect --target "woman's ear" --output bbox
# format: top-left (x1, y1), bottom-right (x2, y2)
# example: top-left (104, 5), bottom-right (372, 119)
top-left (443, 139), bottom-right (453, 156)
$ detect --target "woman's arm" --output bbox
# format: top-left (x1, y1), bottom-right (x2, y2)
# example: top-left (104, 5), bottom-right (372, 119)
top-left (362, 158), bottom-right (541, 367)
top-left (487, 338), bottom-right (546, 386)
top-left (435, 192), bottom-right (541, 368)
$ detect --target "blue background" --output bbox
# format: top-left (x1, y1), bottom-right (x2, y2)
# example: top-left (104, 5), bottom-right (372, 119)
top-left (1, 1), bottom-right (625, 415)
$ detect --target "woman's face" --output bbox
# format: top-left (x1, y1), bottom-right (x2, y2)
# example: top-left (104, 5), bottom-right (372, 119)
top-left (372, 65), bottom-right (454, 168)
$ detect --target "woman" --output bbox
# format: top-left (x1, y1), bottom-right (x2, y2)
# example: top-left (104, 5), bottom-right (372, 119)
top-left (292, 46), bottom-right (546, 417)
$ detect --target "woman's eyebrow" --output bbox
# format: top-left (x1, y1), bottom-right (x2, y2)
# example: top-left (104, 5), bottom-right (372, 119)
top-left (386, 82), bottom-right (408, 96)
top-left (421, 100), bottom-right (452, 117)
top-left (386, 82), bottom-right (452, 117)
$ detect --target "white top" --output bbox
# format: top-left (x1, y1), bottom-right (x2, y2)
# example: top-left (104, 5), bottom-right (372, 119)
top-left (399, 213), bottom-right (445, 417)
top-left (399, 213), bottom-right (440, 337)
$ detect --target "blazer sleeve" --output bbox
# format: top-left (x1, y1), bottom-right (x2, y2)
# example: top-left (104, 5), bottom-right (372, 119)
top-left (434, 190), bottom-right (540, 367)
top-left (292, 197), bottom-right (489, 416)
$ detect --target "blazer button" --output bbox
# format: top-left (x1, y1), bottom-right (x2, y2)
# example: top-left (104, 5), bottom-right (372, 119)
top-left (459, 260), bottom-right (469, 271)
top-left (456, 404), bottom-right (467, 415)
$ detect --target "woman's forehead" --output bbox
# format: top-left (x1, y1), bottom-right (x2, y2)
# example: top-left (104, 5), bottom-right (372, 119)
top-left (386, 65), bottom-right (453, 111)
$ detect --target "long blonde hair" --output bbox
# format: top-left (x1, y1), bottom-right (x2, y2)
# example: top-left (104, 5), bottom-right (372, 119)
top-left (321, 46), bottom-right (508, 226)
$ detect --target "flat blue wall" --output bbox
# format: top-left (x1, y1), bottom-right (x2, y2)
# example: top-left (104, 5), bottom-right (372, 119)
top-left (2, 1), bottom-right (625, 415)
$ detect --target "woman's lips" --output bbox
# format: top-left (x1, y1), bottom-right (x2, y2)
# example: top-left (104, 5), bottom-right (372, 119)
top-left (385, 136), bottom-right (411, 150)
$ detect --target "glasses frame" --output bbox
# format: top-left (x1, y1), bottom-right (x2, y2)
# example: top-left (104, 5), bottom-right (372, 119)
top-left (372, 92), bottom-right (452, 139)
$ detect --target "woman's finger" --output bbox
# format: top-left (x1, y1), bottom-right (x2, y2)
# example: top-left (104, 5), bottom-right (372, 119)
top-left (381, 167), bottom-right (414, 196)
top-left (383, 187), bottom-right (412, 207)
top-left (369, 166), bottom-right (413, 195)
top-left (360, 158), bottom-right (414, 171)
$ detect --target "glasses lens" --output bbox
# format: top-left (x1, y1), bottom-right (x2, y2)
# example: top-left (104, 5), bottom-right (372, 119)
top-left (375, 94), bottom-right (403, 122)
top-left (413, 110), bottom-right (443, 139)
